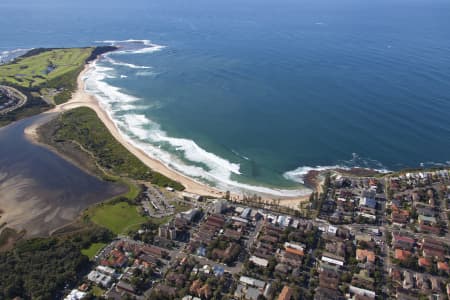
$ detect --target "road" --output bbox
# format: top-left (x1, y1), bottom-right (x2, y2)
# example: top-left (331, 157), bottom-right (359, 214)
top-left (0, 85), bottom-right (27, 114)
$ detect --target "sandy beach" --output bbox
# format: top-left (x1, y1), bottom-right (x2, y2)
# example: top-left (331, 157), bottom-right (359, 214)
top-left (25, 62), bottom-right (311, 206)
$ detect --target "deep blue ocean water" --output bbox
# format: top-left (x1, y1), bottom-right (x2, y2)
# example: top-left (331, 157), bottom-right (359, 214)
top-left (2, 0), bottom-right (450, 195)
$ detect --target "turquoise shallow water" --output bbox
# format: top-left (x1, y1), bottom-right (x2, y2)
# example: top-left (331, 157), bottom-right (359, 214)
top-left (1, 0), bottom-right (450, 195)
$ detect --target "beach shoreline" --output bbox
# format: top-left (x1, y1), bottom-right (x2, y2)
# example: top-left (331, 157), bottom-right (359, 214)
top-left (25, 61), bottom-right (311, 205)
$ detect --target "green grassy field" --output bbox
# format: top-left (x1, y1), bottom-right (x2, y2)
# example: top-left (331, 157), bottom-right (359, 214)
top-left (88, 202), bottom-right (148, 235)
top-left (0, 48), bottom-right (93, 89)
top-left (81, 242), bottom-right (107, 260)
top-left (0, 48), bottom-right (92, 127)
top-left (0, 46), bottom-right (117, 128)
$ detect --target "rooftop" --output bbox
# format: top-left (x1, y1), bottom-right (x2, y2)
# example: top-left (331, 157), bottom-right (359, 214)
top-left (277, 286), bottom-right (294, 300)
top-left (394, 249), bottom-right (412, 261)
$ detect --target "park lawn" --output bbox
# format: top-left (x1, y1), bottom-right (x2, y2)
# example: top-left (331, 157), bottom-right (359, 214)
top-left (81, 242), bottom-right (107, 260)
top-left (0, 48), bottom-right (93, 88)
top-left (89, 202), bottom-right (148, 235)
top-left (119, 179), bottom-right (141, 200)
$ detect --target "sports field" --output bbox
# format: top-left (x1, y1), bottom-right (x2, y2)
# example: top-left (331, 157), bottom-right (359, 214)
top-left (88, 201), bottom-right (148, 235)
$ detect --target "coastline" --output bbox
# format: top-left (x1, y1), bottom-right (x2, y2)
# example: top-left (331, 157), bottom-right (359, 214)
top-left (26, 64), bottom-right (224, 198)
top-left (25, 61), bottom-right (311, 205)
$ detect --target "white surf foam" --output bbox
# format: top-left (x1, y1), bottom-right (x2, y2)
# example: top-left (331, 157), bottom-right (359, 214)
top-left (104, 56), bottom-right (151, 69)
top-left (96, 39), bottom-right (153, 45)
top-left (95, 39), bottom-right (166, 55)
top-left (0, 48), bottom-right (32, 64)
top-left (284, 165), bottom-right (348, 184)
top-left (231, 149), bottom-right (250, 161)
top-left (284, 154), bottom-right (391, 184)
top-left (84, 61), bottom-right (138, 106)
top-left (136, 70), bottom-right (158, 77)
top-left (83, 58), bottom-right (310, 197)
top-left (419, 161), bottom-right (450, 168)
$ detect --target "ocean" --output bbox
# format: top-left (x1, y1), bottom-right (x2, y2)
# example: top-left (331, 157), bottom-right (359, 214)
top-left (1, 0), bottom-right (450, 196)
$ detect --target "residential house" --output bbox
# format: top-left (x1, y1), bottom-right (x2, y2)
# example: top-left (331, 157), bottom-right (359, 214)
top-left (394, 249), bottom-right (412, 261)
top-left (277, 286), bottom-right (294, 300)
top-left (402, 271), bottom-right (414, 289)
top-left (421, 238), bottom-right (445, 258)
top-left (321, 252), bottom-right (345, 267)
top-left (418, 257), bottom-right (431, 268)
top-left (437, 261), bottom-right (450, 273)
top-left (392, 233), bottom-right (415, 250)
top-left (356, 249), bottom-right (376, 264)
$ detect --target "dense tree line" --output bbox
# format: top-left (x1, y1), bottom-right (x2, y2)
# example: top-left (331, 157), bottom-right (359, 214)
top-left (85, 46), bottom-right (118, 63)
top-left (0, 227), bottom-right (113, 300)
top-left (51, 107), bottom-right (184, 190)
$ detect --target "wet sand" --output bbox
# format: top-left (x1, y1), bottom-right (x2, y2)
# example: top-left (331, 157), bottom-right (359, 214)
top-left (25, 63), bottom-right (310, 207)
top-left (0, 115), bottom-right (126, 237)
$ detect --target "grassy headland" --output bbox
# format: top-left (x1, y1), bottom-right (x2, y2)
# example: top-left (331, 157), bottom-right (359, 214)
top-left (0, 46), bottom-right (116, 127)
top-left (0, 48), bottom-right (92, 88)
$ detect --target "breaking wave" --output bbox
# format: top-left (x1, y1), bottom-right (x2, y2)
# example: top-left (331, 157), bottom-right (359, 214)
top-left (0, 48), bottom-right (31, 64)
top-left (83, 43), bottom-right (310, 197)
top-left (284, 165), bottom-right (348, 184)
top-left (283, 153), bottom-right (391, 184)
top-left (135, 70), bottom-right (158, 77)
top-left (104, 56), bottom-right (151, 69)
top-left (84, 40), bottom-right (401, 197)
top-left (95, 39), bottom-right (166, 55)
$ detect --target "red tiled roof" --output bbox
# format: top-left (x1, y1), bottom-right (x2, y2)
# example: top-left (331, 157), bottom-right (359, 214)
top-left (277, 286), bottom-right (293, 300)
top-left (422, 238), bottom-right (445, 250)
top-left (393, 234), bottom-right (415, 244)
top-left (356, 249), bottom-right (376, 263)
top-left (395, 249), bottom-right (411, 261)
top-left (419, 224), bottom-right (440, 234)
top-left (285, 247), bottom-right (304, 257)
top-left (392, 213), bottom-right (409, 224)
top-left (437, 261), bottom-right (449, 272)
top-left (418, 257), bottom-right (431, 267)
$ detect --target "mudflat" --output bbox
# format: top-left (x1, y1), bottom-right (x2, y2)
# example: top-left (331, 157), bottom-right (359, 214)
top-left (0, 115), bottom-right (126, 237)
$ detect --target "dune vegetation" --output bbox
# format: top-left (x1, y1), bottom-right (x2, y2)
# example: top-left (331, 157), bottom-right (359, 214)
top-left (49, 107), bottom-right (184, 190)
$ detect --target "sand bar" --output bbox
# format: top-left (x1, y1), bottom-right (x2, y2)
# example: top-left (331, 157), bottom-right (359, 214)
top-left (25, 62), bottom-right (310, 205)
